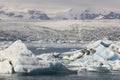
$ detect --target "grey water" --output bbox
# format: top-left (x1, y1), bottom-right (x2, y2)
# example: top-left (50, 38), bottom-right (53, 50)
top-left (28, 47), bottom-right (81, 55)
top-left (0, 72), bottom-right (120, 80)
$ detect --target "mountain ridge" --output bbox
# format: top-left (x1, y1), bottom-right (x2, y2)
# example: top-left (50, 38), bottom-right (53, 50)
top-left (1, 6), bottom-right (120, 20)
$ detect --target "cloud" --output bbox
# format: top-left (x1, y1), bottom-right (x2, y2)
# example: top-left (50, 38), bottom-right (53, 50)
top-left (0, 0), bottom-right (120, 13)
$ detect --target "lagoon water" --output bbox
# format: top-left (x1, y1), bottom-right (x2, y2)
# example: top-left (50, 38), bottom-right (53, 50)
top-left (28, 47), bottom-right (81, 55)
top-left (0, 72), bottom-right (120, 80)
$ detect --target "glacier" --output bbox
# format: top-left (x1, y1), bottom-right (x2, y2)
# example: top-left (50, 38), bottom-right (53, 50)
top-left (0, 40), bottom-right (120, 74)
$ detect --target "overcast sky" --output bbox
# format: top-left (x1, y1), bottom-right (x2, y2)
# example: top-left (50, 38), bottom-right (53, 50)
top-left (0, 0), bottom-right (120, 13)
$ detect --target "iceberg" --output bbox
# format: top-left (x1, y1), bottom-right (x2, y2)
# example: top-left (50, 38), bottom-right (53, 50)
top-left (87, 40), bottom-right (112, 49)
top-left (61, 50), bottom-right (84, 61)
top-left (0, 40), bottom-right (120, 74)
top-left (0, 40), bottom-right (72, 74)
top-left (0, 60), bottom-right (13, 74)
top-left (0, 40), bottom-right (33, 61)
top-left (78, 61), bottom-right (111, 73)
top-left (64, 40), bottom-right (120, 73)
top-left (95, 45), bottom-right (119, 61)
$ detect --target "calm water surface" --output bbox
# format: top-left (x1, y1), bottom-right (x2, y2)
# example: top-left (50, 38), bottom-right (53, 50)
top-left (0, 72), bottom-right (120, 80)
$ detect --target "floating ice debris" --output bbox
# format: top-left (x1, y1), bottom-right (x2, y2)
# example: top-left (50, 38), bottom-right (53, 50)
top-left (66, 40), bottom-right (120, 73)
top-left (36, 53), bottom-right (61, 62)
top-left (0, 40), bottom-right (71, 74)
top-left (78, 61), bottom-right (111, 73)
top-left (0, 40), bottom-right (120, 74)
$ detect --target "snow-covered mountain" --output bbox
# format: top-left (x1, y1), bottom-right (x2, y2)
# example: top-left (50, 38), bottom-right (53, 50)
top-left (0, 6), bottom-right (120, 42)
top-left (54, 8), bottom-right (120, 20)
top-left (1, 6), bottom-right (120, 20)
top-left (0, 6), bottom-right (50, 20)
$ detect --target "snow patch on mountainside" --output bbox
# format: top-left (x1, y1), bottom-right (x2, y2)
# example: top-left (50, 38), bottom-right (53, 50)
top-left (0, 6), bottom-right (50, 20)
top-left (1, 6), bottom-right (120, 20)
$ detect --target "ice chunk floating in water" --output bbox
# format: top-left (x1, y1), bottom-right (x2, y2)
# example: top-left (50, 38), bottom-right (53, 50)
top-left (0, 40), bottom-right (120, 75)
top-left (0, 40), bottom-right (73, 75)
top-left (61, 40), bottom-right (120, 73)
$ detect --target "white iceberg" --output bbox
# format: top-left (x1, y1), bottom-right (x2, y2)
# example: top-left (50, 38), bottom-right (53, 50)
top-left (0, 40), bottom-right (39, 74)
top-left (61, 50), bottom-right (84, 61)
top-left (0, 40), bottom-right (72, 74)
top-left (95, 45), bottom-right (119, 61)
top-left (66, 40), bottom-right (120, 73)
top-left (78, 61), bottom-right (111, 73)
top-left (0, 60), bottom-right (13, 74)
top-left (0, 39), bottom-right (120, 74)
top-left (0, 40), bottom-right (33, 61)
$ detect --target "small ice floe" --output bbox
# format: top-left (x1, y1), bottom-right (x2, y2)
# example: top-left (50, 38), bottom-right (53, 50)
top-left (36, 47), bottom-right (47, 50)
top-left (78, 61), bottom-right (111, 73)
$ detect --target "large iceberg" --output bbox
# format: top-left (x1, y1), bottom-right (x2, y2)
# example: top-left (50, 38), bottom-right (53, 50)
top-left (0, 40), bottom-right (120, 74)
top-left (0, 40), bottom-right (72, 74)
top-left (65, 40), bottom-right (120, 73)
